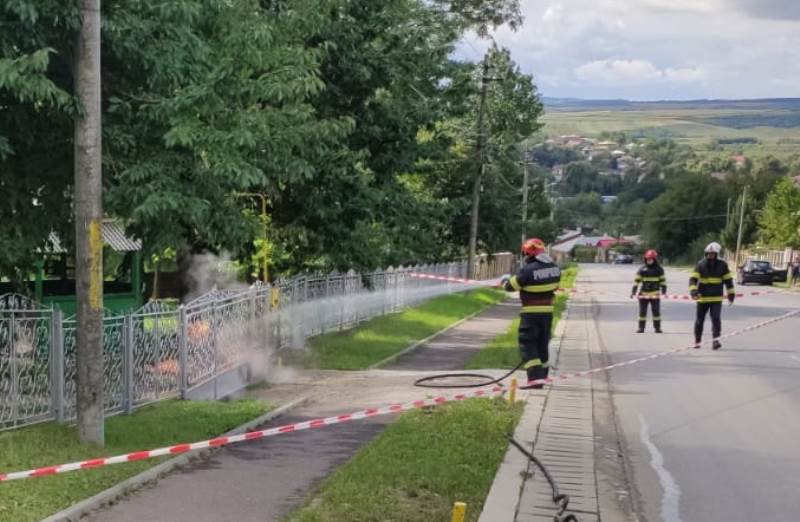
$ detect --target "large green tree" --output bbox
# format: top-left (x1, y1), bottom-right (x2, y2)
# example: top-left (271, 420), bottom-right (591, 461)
top-left (644, 173), bottom-right (728, 260)
top-left (758, 177), bottom-right (800, 248)
top-left (0, 2), bottom-right (78, 283)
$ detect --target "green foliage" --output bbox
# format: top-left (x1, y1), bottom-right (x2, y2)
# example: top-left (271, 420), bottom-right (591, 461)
top-left (644, 173), bottom-right (728, 260)
top-left (554, 192), bottom-right (603, 230)
top-left (758, 177), bottom-right (800, 248)
top-left (1, 0), bottom-right (542, 284)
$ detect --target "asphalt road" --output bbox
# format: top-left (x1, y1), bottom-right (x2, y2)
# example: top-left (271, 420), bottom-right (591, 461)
top-left (584, 263), bottom-right (800, 522)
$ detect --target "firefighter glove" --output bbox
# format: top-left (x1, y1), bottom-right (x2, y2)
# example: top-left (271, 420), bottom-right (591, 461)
top-left (690, 289), bottom-right (699, 300)
top-left (728, 293), bottom-right (735, 304)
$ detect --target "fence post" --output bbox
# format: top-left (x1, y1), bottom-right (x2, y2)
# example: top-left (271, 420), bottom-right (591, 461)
top-left (179, 305), bottom-right (188, 399)
top-left (123, 314), bottom-right (134, 413)
top-left (9, 311), bottom-right (18, 426)
top-left (51, 309), bottom-right (65, 423)
top-left (212, 301), bottom-right (219, 401)
top-left (339, 276), bottom-right (345, 331)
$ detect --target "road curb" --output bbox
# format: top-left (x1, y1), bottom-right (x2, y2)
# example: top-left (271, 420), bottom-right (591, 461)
top-left (478, 295), bottom-right (573, 522)
top-left (366, 296), bottom-right (508, 370)
top-left (41, 395), bottom-right (311, 522)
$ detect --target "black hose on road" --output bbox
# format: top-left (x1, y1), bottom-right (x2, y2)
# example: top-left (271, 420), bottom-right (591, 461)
top-left (509, 437), bottom-right (579, 522)
top-left (412, 360), bottom-right (524, 388)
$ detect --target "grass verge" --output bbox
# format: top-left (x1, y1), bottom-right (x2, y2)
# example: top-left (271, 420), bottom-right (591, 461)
top-left (295, 288), bottom-right (506, 370)
top-left (0, 399), bottom-right (267, 522)
top-left (464, 266), bottom-right (579, 370)
top-left (286, 397), bottom-right (522, 522)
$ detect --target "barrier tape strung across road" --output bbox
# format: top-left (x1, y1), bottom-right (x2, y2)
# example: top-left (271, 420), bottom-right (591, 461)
top-left (407, 272), bottom-right (584, 293)
top-left (527, 308), bottom-right (800, 386)
top-left (407, 272), bottom-right (778, 300)
top-left (0, 387), bottom-right (505, 482)
top-left (2, 306), bottom-right (798, 483)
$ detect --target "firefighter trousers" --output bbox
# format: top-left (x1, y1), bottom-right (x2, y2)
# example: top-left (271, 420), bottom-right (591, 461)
top-left (695, 302), bottom-right (722, 342)
top-left (519, 313), bottom-right (552, 381)
top-left (637, 298), bottom-right (661, 331)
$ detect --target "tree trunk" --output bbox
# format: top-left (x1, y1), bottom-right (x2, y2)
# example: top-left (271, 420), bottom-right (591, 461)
top-left (74, 0), bottom-right (104, 445)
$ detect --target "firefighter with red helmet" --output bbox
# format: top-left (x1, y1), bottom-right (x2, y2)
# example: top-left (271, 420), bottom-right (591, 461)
top-left (631, 249), bottom-right (667, 333)
top-left (501, 238), bottom-right (561, 389)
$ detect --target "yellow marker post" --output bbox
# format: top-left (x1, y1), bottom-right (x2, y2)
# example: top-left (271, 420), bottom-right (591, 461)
top-left (509, 377), bottom-right (518, 404)
top-left (451, 502), bottom-right (467, 522)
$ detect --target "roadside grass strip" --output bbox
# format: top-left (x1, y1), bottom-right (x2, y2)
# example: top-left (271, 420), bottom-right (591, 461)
top-left (286, 397), bottom-right (522, 522)
top-left (296, 288), bottom-right (506, 370)
top-left (0, 399), bottom-right (267, 522)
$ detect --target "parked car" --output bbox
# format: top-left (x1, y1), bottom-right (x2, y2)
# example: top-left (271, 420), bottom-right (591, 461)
top-left (737, 259), bottom-right (777, 285)
top-left (614, 254), bottom-right (634, 264)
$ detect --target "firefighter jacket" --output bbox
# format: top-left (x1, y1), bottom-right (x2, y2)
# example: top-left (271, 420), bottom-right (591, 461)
top-left (689, 258), bottom-right (735, 303)
top-left (504, 254), bottom-right (562, 314)
top-left (632, 263), bottom-right (666, 298)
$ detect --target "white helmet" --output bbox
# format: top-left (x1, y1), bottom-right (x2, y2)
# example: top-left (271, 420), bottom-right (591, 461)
top-left (704, 242), bottom-right (722, 254)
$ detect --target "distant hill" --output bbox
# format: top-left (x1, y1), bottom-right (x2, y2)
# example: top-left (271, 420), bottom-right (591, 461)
top-left (542, 97), bottom-right (800, 113)
top-left (541, 97), bottom-right (800, 159)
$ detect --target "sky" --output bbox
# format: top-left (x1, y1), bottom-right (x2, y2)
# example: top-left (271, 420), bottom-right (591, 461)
top-left (455, 0), bottom-right (800, 101)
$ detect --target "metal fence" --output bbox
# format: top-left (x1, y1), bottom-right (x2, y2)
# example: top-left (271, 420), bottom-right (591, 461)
top-left (0, 257), bottom-right (513, 431)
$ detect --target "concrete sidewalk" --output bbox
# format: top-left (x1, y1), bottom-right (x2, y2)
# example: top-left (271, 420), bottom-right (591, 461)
top-left (480, 291), bottom-right (605, 522)
top-left (84, 298), bottom-right (518, 522)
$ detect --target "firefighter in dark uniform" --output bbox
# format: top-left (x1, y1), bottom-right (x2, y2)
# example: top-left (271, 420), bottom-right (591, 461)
top-left (689, 241), bottom-right (735, 350)
top-left (631, 249), bottom-right (667, 333)
top-left (501, 238), bottom-right (562, 389)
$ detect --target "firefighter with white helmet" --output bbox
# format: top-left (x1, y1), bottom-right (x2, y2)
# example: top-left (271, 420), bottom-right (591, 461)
top-left (689, 241), bottom-right (735, 350)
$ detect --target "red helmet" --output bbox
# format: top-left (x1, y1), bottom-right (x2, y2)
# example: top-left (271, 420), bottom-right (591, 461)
top-left (522, 238), bottom-right (546, 257)
top-left (644, 249), bottom-right (658, 260)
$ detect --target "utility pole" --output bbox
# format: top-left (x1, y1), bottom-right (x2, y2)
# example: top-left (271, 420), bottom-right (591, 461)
top-left (74, 0), bottom-right (104, 445)
top-left (520, 153), bottom-right (530, 248)
top-left (734, 185), bottom-right (747, 268)
top-left (467, 57), bottom-right (490, 280)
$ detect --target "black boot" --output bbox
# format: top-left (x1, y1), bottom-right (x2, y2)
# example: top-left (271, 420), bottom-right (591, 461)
top-left (712, 340), bottom-right (722, 350)
top-left (654, 320), bottom-right (662, 333)
top-left (520, 366), bottom-right (545, 390)
top-left (694, 338), bottom-right (702, 349)
top-left (637, 321), bottom-right (645, 333)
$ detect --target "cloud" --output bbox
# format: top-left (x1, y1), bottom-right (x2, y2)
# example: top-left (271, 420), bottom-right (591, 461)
top-left (729, 0), bottom-right (800, 20)
top-left (453, 0), bottom-right (800, 99)
top-left (575, 60), bottom-right (704, 86)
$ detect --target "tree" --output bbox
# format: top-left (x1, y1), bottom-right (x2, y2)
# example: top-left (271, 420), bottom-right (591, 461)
top-left (720, 156), bottom-right (785, 249)
top-left (0, 3), bottom-right (78, 284)
top-left (758, 177), bottom-right (800, 248)
top-left (553, 193), bottom-right (602, 231)
top-left (74, 0), bottom-right (104, 445)
top-left (644, 173), bottom-right (728, 260)
top-left (104, 0), bottom-right (348, 273)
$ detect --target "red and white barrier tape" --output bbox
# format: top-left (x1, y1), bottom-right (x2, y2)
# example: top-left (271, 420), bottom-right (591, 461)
top-left (526, 308), bottom-right (800, 386)
top-left (407, 272), bottom-right (583, 294)
top-left (407, 272), bottom-right (493, 285)
top-left (0, 387), bottom-right (504, 482)
top-left (636, 290), bottom-right (777, 301)
top-left (3, 308), bottom-right (798, 483)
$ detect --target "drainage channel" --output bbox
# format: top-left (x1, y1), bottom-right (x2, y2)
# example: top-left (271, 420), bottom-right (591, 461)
top-left (516, 297), bottom-right (600, 522)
